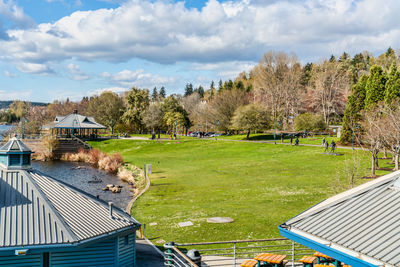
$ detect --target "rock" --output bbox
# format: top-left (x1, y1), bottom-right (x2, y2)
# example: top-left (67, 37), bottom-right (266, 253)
top-left (178, 221), bottom-right (194, 227)
top-left (102, 187), bottom-right (109, 191)
top-left (206, 217), bottom-right (234, 224)
top-left (106, 184), bottom-right (114, 189)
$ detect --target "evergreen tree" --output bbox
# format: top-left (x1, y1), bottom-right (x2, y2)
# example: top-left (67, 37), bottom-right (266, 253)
top-left (159, 86), bottom-right (166, 99)
top-left (184, 83), bottom-right (194, 97)
top-left (218, 79), bottom-right (223, 91)
top-left (235, 80), bottom-right (244, 91)
top-left (339, 52), bottom-right (350, 62)
top-left (385, 62), bottom-right (400, 104)
top-left (195, 85), bottom-right (204, 98)
top-left (329, 55), bottom-right (336, 63)
top-left (152, 87), bottom-right (158, 101)
top-left (210, 80), bottom-right (215, 90)
top-left (340, 75), bottom-right (368, 143)
top-left (365, 65), bottom-right (387, 108)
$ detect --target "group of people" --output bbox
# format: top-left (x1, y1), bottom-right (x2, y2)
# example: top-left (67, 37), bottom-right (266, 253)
top-left (322, 137), bottom-right (336, 153)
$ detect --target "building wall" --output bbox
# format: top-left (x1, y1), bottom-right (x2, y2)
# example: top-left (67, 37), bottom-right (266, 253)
top-left (0, 233), bottom-right (137, 267)
top-left (118, 233), bottom-right (136, 267)
top-left (0, 253), bottom-right (42, 267)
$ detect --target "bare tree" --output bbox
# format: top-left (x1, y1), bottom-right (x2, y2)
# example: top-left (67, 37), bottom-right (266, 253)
top-left (306, 60), bottom-right (350, 125)
top-left (253, 51), bottom-right (303, 129)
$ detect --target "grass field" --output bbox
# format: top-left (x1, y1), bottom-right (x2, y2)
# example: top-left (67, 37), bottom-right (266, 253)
top-left (89, 138), bottom-right (391, 244)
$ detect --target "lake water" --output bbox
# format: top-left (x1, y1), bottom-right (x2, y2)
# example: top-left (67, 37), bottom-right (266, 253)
top-left (32, 161), bottom-right (133, 210)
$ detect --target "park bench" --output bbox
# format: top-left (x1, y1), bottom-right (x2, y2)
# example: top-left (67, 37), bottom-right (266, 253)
top-left (299, 256), bottom-right (317, 267)
top-left (241, 259), bottom-right (258, 267)
top-left (254, 253), bottom-right (287, 267)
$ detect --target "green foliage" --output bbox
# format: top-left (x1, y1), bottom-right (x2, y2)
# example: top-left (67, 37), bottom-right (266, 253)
top-left (231, 104), bottom-right (271, 139)
top-left (161, 95), bottom-right (191, 129)
top-left (341, 75), bottom-right (367, 143)
top-left (384, 62), bottom-right (400, 104)
top-left (87, 91), bottom-right (124, 132)
top-left (184, 83), bottom-right (194, 97)
top-left (9, 100), bottom-right (30, 120)
top-left (365, 65), bottom-right (387, 108)
top-left (122, 87), bottom-right (150, 133)
top-left (151, 87), bottom-right (158, 101)
top-left (159, 86), bottom-right (166, 99)
top-left (294, 113), bottom-right (327, 132)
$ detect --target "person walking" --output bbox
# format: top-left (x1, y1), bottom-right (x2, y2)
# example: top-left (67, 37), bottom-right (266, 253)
top-left (295, 137), bottom-right (299, 146)
top-left (290, 136), bottom-right (293, 146)
top-left (322, 137), bottom-right (325, 146)
top-left (331, 140), bottom-right (336, 153)
top-left (324, 141), bottom-right (329, 152)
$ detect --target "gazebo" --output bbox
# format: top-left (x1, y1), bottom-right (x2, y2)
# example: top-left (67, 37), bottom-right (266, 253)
top-left (0, 137), bottom-right (140, 266)
top-left (42, 110), bottom-right (107, 139)
top-left (279, 170), bottom-right (400, 267)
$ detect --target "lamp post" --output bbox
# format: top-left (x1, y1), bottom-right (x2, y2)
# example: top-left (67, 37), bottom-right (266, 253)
top-left (175, 120), bottom-right (178, 140)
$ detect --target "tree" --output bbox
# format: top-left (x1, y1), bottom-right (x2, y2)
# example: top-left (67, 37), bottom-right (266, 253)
top-left (379, 101), bottom-right (400, 170)
top-left (231, 104), bottom-right (271, 139)
top-left (184, 83), bottom-right (194, 97)
top-left (143, 102), bottom-right (164, 138)
top-left (195, 85), bottom-right (204, 98)
top-left (159, 86), bottom-right (166, 99)
top-left (384, 62), bottom-right (400, 104)
top-left (209, 89), bottom-right (249, 132)
top-left (162, 95), bottom-right (191, 132)
top-left (122, 87), bottom-right (150, 133)
top-left (152, 87), bottom-right (158, 101)
top-left (218, 79), bottom-right (223, 91)
top-left (340, 75), bottom-right (367, 143)
top-left (87, 91), bottom-right (124, 134)
top-left (9, 100), bottom-right (30, 121)
top-left (294, 113), bottom-right (327, 133)
top-left (306, 60), bottom-right (350, 125)
top-left (365, 65), bottom-right (387, 108)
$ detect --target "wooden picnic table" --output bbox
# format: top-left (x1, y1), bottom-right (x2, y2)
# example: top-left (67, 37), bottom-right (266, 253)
top-left (313, 252), bottom-right (350, 267)
top-left (299, 256), bottom-right (317, 267)
top-left (241, 259), bottom-right (258, 267)
top-left (254, 253), bottom-right (287, 267)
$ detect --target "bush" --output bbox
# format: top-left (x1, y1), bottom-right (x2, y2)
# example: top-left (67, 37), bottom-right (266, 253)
top-left (294, 113), bottom-right (327, 132)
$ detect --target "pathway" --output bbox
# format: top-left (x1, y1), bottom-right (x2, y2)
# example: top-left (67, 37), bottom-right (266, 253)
top-left (136, 239), bottom-right (165, 267)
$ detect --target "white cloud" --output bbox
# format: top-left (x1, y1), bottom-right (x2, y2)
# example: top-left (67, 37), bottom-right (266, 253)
top-left (0, 89), bottom-right (31, 100)
top-left (0, 0), bottom-right (400, 70)
top-left (16, 62), bottom-right (52, 74)
top-left (3, 70), bottom-right (17, 77)
top-left (101, 69), bottom-right (175, 88)
top-left (67, 63), bottom-right (89, 80)
top-left (87, 86), bottom-right (127, 96)
top-left (191, 61), bottom-right (256, 79)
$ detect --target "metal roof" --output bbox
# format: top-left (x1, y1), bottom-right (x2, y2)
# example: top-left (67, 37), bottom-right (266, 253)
top-left (282, 171), bottom-right (400, 266)
top-left (0, 168), bottom-right (139, 250)
top-left (45, 113), bottom-right (106, 129)
top-left (0, 137), bottom-right (32, 153)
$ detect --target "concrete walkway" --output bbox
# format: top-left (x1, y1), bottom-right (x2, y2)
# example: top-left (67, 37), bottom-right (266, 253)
top-left (136, 239), bottom-right (165, 267)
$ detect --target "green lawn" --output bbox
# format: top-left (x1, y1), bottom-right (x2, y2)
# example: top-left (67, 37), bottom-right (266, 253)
top-left (219, 133), bottom-right (340, 145)
top-left (89, 138), bottom-right (391, 244)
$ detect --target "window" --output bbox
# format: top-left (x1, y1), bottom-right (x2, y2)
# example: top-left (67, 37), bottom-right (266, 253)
top-left (9, 155), bottom-right (20, 166)
top-left (124, 235), bottom-right (129, 245)
top-left (43, 252), bottom-right (49, 267)
top-left (22, 154), bottom-right (30, 165)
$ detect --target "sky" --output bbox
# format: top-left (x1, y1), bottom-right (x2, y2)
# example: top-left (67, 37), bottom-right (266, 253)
top-left (0, 0), bottom-right (400, 102)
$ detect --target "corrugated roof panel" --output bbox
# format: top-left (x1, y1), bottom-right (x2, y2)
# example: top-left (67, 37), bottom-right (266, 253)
top-left (286, 174), bottom-right (400, 266)
top-left (29, 171), bottom-right (136, 241)
top-left (53, 113), bottom-right (106, 129)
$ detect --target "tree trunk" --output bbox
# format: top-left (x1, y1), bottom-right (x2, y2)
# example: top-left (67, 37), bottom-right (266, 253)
top-left (246, 130), bottom-right (250, 139)
top-left (371, 154), bottom-right (376, 176)
top-left (375, 155), bottom-right (379, 168)
top-left (383, 148), bottom-right (388, 159)
top-left (395, 154), bottom-right (399, 171)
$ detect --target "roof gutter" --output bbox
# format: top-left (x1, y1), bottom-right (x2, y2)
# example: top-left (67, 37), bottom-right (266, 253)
top-left (279, 226), bottom-right (383, 267)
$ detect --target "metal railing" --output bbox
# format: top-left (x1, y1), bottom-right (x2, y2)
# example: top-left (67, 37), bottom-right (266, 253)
top-left (165, 238), bottom-right (314, 267)
top-left (165, 242), bottom-right (199, 267)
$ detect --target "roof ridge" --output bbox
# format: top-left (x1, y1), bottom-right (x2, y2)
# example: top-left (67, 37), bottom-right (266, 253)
top-left (22, 170), bottom-right (79, 242)
top-left (284, 171), bottom-right (400, 225)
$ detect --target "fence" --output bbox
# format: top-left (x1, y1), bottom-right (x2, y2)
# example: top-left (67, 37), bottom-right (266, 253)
top-left (164, 238), bottom-right (314, 267)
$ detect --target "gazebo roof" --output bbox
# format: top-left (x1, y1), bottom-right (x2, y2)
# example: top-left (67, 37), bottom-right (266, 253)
top-left (280, 170), bottom-right (400, 267)
top-left (43, 111), bottom-right (107, 130)
top-left (0, 137), bottom-right (32, 153)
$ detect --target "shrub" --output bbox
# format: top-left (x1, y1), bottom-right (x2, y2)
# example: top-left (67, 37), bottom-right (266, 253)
top-left (294, 113), bottom-right (327, 132)
top-left (88, 148), bottom-right (104, 166)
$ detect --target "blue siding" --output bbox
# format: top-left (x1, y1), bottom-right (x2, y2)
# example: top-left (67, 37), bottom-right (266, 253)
top-left (118, 233), bottom-right (136, 267)
top-left (0, 253), bottom-right (41, 267)
top-left (0, 155), bottom-right (6, 166)
top-left (50, 238), bottom-right (116, 267)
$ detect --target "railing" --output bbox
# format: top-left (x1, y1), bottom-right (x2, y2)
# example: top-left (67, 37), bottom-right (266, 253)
top-left (165, 242), bottom-right (199, 267)
top-left (165, 238), bottom-right (314, 267)
top-left (72, 135), bottom-right (92, 149)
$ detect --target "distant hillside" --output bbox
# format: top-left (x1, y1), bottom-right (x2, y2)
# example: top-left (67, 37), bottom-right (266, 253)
top-left (0, 101), bottom-right (48, 109)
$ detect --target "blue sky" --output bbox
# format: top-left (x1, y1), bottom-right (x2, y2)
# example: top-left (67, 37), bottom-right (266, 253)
top-left (0, 0), bottom-right (399, 102)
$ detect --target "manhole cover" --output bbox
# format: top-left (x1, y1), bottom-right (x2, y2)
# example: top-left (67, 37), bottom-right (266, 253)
top-left (207, 217), bottom-right (234, 223)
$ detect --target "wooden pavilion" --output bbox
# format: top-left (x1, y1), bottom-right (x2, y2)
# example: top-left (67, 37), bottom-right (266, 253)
top-left (42, 110), bottom-right (107, 139)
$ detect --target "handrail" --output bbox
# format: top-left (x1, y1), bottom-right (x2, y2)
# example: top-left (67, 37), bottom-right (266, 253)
top-left (175, 238), bottom-right (288, 246)
top-left (164, 242), bottom-right (199, 267)
top-left (72, 135), bottom-right (92, 149)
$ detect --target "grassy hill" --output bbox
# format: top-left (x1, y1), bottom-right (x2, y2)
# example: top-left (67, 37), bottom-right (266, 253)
top-left (89, 138), bottom-right (391, 243)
